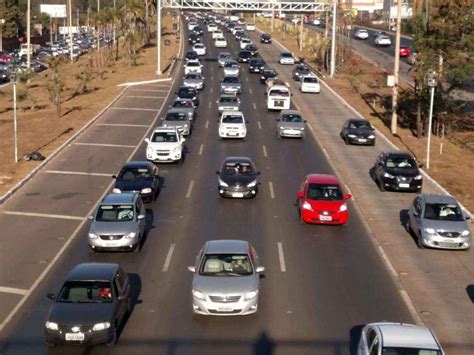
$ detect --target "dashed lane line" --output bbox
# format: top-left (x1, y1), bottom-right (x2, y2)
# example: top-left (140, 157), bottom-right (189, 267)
top-left (162, 244), bottom-right (176, 272)
top-left (45, 170), bottom-right (112, 177)
top-left (277, 242), bottom-right (287, 272)
top-left (199, 144), bottom-right (204, 155)
top-left (253, 102), bottom-right (257, 110)
top-left (269, 181), bottom-right (275, 199)
top-left (262, 145), bottom-right (268, 157)
top-left (257, 121), bottom-right (262, 130)
top-left (206, 120), bottom-right (209, 129)
top-left (129, 89), bottom-right (169, 93)
top-left (74, 142), bottom-right (135, 148)
top-left (186, 180), bottom-right (195, 199)
top-left (249, 88), bottom-right (253, 95)
top-left (2, 211), bottom-right (85, 221)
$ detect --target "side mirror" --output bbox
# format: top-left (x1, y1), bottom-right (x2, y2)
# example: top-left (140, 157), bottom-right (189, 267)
top-left (187, 266), bottom-right (196, 273)
top-left (216, 171), bottom-right (220, 174)
top-left (345, 193), bottom-right (352, 200)
top-left (297, 191), bottom-right (304, 199)
top-left (47, 293), bottom-right (55, 300)
top-left (145, 138), bottom-right (150, 144)
top-left (112, 175), bottom-right (116, 179)
top-left (256, 266), bottom-right (265, 273)
top-left (117, 294), bottom-right (127, 301)
top-left (88, 215), bottom-right (94, 220)
top-left (276, 118), bottom-right (280, 121)
top-left (137, 214), bottom-right (145, 220)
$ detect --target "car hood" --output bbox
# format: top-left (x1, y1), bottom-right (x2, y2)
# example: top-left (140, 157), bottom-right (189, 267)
top-left (115, 179), bottom-right (152, 192)
top-left (306, 199), bottom-right (345, 213)
top-left (90, 220), bottom-right (137, 235)
top-left (193, 274), bottom-right (259, 294)
top-left (184, 79), bottom-right (203, 84)
top-left (222, 82), bottom-right (240, 87)
top-left (278, 122), bottom-right (304, 129)
top-left (220, 174), bottom-right (256, 186)
top-left (347, 128), bottom-right (374, 137)
top-left (163, 121), bottom-right (189, 127)
top-left (422, 218), bottom-right (469, 233)
top-left (385, 167), bottom-right (420, 177)
top-left (47, 302), bottom-right (115, 325)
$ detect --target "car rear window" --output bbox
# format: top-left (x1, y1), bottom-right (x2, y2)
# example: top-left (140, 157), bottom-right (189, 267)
top-left (307, 184), bottom-right (343, 201)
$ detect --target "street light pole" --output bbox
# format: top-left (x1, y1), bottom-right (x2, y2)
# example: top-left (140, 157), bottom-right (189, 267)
top-left (425, 70), bottom-right (437, 170)
top-left (329, 0), bottom-right (337, 78)
top-left (390, 0), bottom-right (402, 134)
top-left (68, 0), bottom-right (73, 62)
top-left (156, 0), bottom-right (162, 75)
top-left (0, 19), bottom-right (5, 52)
top-left (11, 73), bottom-right (18, 163)
top-left (27, 0), bottom-right (31, 69)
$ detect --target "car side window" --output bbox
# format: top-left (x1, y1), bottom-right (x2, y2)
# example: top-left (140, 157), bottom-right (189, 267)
top-left (365, 328), bottom-right (376, 350)
top-left (369, 337), bottom-right (380, 355)
top-left (112, 277), bottom-right (120, 297)
top-left (413, 198), bottom-right (422, 216)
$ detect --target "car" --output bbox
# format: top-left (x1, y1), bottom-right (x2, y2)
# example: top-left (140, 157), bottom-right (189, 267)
top-left (207, 23), bottom-right (218, 32)
top-left (372, 151), bottom-right (423, 192)
top-left (340, 118), bottom-right (375, 145)
top-left (297, 174), bottom-right (352, 225)
top-left (214, 36), bottom-right (228, 48)
top-left (239, 38), bottom-right (252, 50)
top-left (399, 46), bottom-right (411, 57)
top-left (218, 111), bottom-right (247, 139)
top-left (188, 33), bottom-right (201, 45)
top-left (237, 50), bottom-right (252, 63)
top-left (188, 239), bottom-right (265, 315)
top-left (357, 322), bottom-right (444, 355)
top-left (183, 73), bottom-right (205, 90)
top-left (88, 193), bottom-right (146, 252)
top-left (374, 34), bottom-right (392, 47)
top-left (0, 67), bottom-right (10, 82)
top-left (112, 161), bottom-right (160, 203)
top-left (0, 51), bottom-right (11, 63)
top-left (220, 75), bottom-right (241, 94)
top-left (188, 21), bottom-right (198, 31)
top-left (184, 59), bottom-right (203, 75)
top-left (407, 194), bottom-right (471, 250)
top-left (176, 86), bottom-right (200, 106)
top-left (216, 94), bottom-right (240, 113)
top-left (260, 67), bottom-right (278, 83)
top-left (260, 33), bottom-right (272, 44)
top-left (248, 58), bottom-right (265, 73)
top-left (218, 52), bottom-right (232, 67)
top-left (185, 50), bottom-right (199, 62)
top-left (223, 60), bottom-right (240, 76)
top-left (193, 26), bottom-right (203, 35)
top-left (312, 18), bottom-right (321, 26)
top-left (279, 52), bottom-right (295, 65)
top-left (216, 157), bottom-right (260, 198)
top-left (292, 64), bottom-right (311, 81)
top-left (145, 127), bottom-right (186, 163)
top-left (192, 43), bottom-right (206, 56)
top-left (45, 263), bottom-right (131, 346)
top-left (161, 109), bottom-right (192, 136)
top-left (231, 26), bottom-right (242, 35)
top-left (212, 29), bottom-right (224, 39)
top-left (354, 29), bottom-right (369, 40)
top-left (276, 110), bottom-right (306, 138)
top-left (244, 43), bottom-right (258, 57)
top-left (299, 74), bottom-right (320, 93)
top-left (170, 98), bottom-right (196, 121)
top-left (234, 31), bottom-right (245, 41)
top-left (245, 23), bottom-right (256, 31)
top-left (291, 17), bottom-right (300, 24)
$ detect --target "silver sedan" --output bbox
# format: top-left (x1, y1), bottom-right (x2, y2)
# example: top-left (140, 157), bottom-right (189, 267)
top-left (276, 110), bottom-right (306, 138)
top-left (216, 94), bottom-right (240, 114)
top-left (183, 73), bottom-right (205, 90)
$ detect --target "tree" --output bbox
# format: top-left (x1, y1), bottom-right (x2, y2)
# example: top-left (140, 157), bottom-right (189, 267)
top-left (45, 56), bottom-right (65, 119)
top-left (0, 0), bottom-right (22, 38)
top-left (121, 0), bottom-right (145, 66)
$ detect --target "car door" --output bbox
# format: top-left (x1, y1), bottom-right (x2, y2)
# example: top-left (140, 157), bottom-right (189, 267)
top-left (113, 271), bottom-right (129, 323)
top-left (410, 196), bottom-right (423, 235)
top-left (136, 199), bottom-right (145, 236)
top-left (374, 154), bottom-right (384, 181)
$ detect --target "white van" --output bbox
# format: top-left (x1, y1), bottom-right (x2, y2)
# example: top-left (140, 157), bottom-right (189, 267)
top-left (266, 80), bottom-right (291, 110)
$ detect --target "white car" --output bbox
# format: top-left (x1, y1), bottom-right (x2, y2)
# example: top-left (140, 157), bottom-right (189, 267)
top-left (374, 34), bottom-right (392, 47)
top-left (245, 23), bottom-right (256, 31)
top-left (299, 75), bottom-right (320, 93)
top-left (145, 127), bottom-right (186, 163)
top-left (188, 22), bottom-right (198, 31)
top-left (184, 59), bottom-right (203, 75)
top-left (239, 38), bottom-right (252, 50)
top-left (231, 26), bottom-right (242, 35)
top-left (212, 30), bottom-right (224, 39)
top-left (354, 29), bottom-right (369, 40)
top-left (223, 60), bottom-right (239, 76)
top-left (312, 19), bottom-right (321, 26)
top-left (219, 111), bottom-right (247, 139)
top-left (192, 43), bottom-right (206, 56)
top-left (215, 37), bottom-right (228, 48)
top-left (207, 23), bottom-right (218, 32)
top-left (279, 52), bottom-right (295, 65)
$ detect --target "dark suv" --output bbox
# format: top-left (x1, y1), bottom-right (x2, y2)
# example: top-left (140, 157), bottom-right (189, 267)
top-left (217, 157), bottom-right (260, 198)
top-left (372, 152), bottom-right (423, 192)
top-left (45, 263), bottom-right (131, 346)
top-left (292, 64), bottom-right (311, 81)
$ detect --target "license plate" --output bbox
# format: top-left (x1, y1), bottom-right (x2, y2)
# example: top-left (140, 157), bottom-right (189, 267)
top-left (399, 183), bottom-right (410, 188)
top-left (358, 138), bottom-right (367, 142)
top-left (319, 215), bottom-right (332, 221)
top-left (217, 306), bottom-right (233, 312)
top-left (275, 101), bottom-right (284, 107)
top-left (227, 132), bottom-right (238, 136)
top-left (232, 192), bottom-right (244, 198)
top-left (65, 333), bottom-right (85, 341)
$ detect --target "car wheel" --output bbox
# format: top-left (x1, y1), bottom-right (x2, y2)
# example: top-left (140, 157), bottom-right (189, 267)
top-left (344, 136), bottom-right (349, 145)
top-left (107, 324), bottom-right (118, 346)
top-left (378, 178), bottom-right (386, 192)
top-left (417, 233), bottom-right (425, 249)
top-left (133, 241), bottom-right (140, 253)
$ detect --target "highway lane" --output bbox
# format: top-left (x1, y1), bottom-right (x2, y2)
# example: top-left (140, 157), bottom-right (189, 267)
top-left (0, 20), bottom-right (412, 355)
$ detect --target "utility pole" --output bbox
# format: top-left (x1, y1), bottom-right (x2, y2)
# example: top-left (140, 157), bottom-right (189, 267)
top-left (87, 7), bottom-right (90, 28)
top-left (299, 14), bottom-right (304, 51)
top-left (113, 0), bottom-right (116, 44)
top-left (391, 0), bottom-right (402, 134)
top-left (11, 73), bottom-right (18, 163)
top-left (425, 69), bottom-right (438, 169)
top-left (27, 0), bottom-right (31, 69)
top-left (156, 0), bottom-right (162, 74)
top-left (68, 0), bottom-right (73, 62)
top-left (0, 19), bottom-right (5, 52)
top-left (49, 16), bottom-right (53, 45)
top-left (329, 0), bottom-right (337, 78)
top-left (97, 0), bottom-right (100, 52)
top-left (271, 9), bottom-right (275, 32)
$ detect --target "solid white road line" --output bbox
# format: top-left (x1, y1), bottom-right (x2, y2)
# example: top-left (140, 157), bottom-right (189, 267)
top-left (199, 144), bottom-right (204, 155)
top-left (210, 76), bottom-right (213, 81)
top-left (253, 102), bottom-right (257, 110)
top-left (162, 244), bottom-right (176, 272)
top-left (205, 120), bottom-right (209, 129)
top-left (75, 142), bottom-right (135, 148)
top-left (277, 242), bottom-right (287, 272)
top-left (129, 89), bottom-right (169, 93)
top-left (257, 121), bottom-right (262, 130)
top-left (45, 170), bottom-right (112, 177)
top-left (112, 107), bottom-right (159, 112)
top-left (0, 286), bottom-right (29, 296)
top-left (307, 124), bottom-right (314, 132)
top-left (249, 88), bottom-right (253, 95)
top-left (210, 87), bottom-right (214, 94)
top-left (186, 180), bottom-right (195, 199)
top-left (2, 211), bottom-right (85, 221)
top-left (262, 145), bottom-right (268, 157)
top-left (269, 181), bottom-right (275, 199)
top-left (208, 102), bottom-right (212, 109)
top-left (96, 123), bottom-right (149, 128)
top-left (124, 95), bottom-right (164, 99)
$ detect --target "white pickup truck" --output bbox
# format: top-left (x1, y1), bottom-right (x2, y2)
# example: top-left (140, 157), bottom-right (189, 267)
top-left (145, 127), bottom-right (185, 163)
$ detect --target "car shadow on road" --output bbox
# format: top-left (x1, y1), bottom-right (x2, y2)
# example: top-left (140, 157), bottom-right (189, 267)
top-left (466, 285), bottom-right (474, 303)
top-left (399, 209), bottom-right (418, 246)
top-left (137, 209), bottom-right (155, 251)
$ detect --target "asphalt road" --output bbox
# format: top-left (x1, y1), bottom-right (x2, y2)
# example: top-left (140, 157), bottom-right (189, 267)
top-left (0, 20), bottom-right (413, 355)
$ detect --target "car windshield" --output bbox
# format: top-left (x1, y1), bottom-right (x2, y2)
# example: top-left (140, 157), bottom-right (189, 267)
top-left (200, 254), bottom-right (253, 276)
top-left (224, 61), bottom-right (238, 68)
top-left (118, 167), bottom-right (151, 180)
top-left (303, 77), bottom-right (318, 83)
top-left (307, 184), bottom-right (343, 201)
top-left (381, 347), bottom-right (442, 355)
top-left (281, 114), bottom-right (302, 123)
top-left (151, 131), bottom-right (178, 142)
top-left (239, 51), bottom-right (251, 57)
top-left (349, 121), bottom-right (372, 129)
top-left (223, 77), bottom-right (239, 84)
top-left (219, 54), bottom-right (231, 60)
top-left (220, 96), bottom-right (238, 104)
top-left (57, 281), bottom-right (113, 303)
top-left (424, 203), bottom-right (464, 221)
top-left (222, 162), bottom-right (254, 175)
top-left (263, 70), bottom-right (277, 76)
top-left (269, 89), bottom-right (290, 97)
top-left (386, 156), bottom-right (416, 169)
top-left (187, 62), bottom-right (200, 67)
top-left (178, 88), bottom-right (196, 97)
top-left (173, 100), bottom-right (193, 108)
top-left (96, 204), bottom-right (134, 222)
top-left (222, 114), bottom-right (243, 123)
top-left (281, 52), bottom-right (292, 58)
top-left (166, 112), bottom-right (187, 121)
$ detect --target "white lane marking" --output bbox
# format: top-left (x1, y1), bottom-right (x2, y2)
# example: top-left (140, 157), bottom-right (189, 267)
top-left (253, 102), bottom-right (257, 110)
top-left (124, 95), bottom-right (165, 99)
top-left (277, 242), bottom-right (287, 272)
top-left (321, 147), bottom-right (331, 160)
top-left (199, 144), bottom-right (204, 155)
top-left (400, 289), bottom-right (424, 326)
top-left (208, 102), bottom-right (212, 109)
top-left (210, 87), bottom-right (214, 94)
top-left (45, 170), bottom-right (112, 177)
top-left (186, 180), bottom-right (195, 199)
top-left (262, 145), bottom-right (268, 157)
top-left (307, 124), bottom-right (314, 132)
top-left (246, 77), bottom-right (249, 82)
top-left (75, 142), bottom-right (135, 148)
top-left (210, 76), bottom-right (214, 81)
top-left (2, 211), bottom-right (85, 221)
top-left (269, 181), bottom-right (275, 199)
top-left (129, 89), bottom-right (169, 93)
top-left (0, 286), bottom-right (29, 296)
top-left (96, 123), bottom-right (149, 128)
top-left (257, 121), bottom-right (262, 130)
top-left (112, 107), bottom-right (159, 112)
top-left (205, 120), bottom-right (209, 129)
top-left (249, 88), bottom-right (253, 94)
top-left (162, 244), bottom-right (176, 272)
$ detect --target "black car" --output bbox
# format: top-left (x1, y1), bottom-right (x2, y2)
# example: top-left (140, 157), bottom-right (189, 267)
top-left (185, 50), bottom-right (199, 61)
top-left (0, 67), bottom-right (10, 82)
top-left (340, 119), bottom-right (376, 146)
top-left (248, 58), bottom-right (265, 73)
top-left (260, 68), bottom-right (278, 83)
top-left (237, 50), bottom-right (252, 63)
top-left (188, 33), bottom-right (200, 44)
top-left (45, 263), bottom-right (131, 346)
top-left (235, 31), bottom-right (245, 40)
top-left (112, 161), bottom-right (160, 203)
top-left (292, 64), bottom-right (311, 81)
top-left (176, 86), bottom-right (200, 106)
top-left (217, 157), bottom-right (260, 198)
top-left (193, 26), bottom-right (203, 35)
top-left (372, 152), bottom-right (423, 192)
top-left (260, 33), bottom-right (272, 44)
top-left (244, 44), bottom-right (259, 57)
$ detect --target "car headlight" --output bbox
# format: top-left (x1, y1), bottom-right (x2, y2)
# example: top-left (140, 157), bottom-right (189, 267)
top-left (45, 321), bottom-right (59, 330)
top-left (112, 188), bottom-right (121, 193)
top-left (173, 146), bottom-right (181, 153)
top-left (219, 178), bottom-right (229, 187)
top-left (88, 233), bottom-right (98, 239)
top-left (302, 201), bottom-right (313, 211)
top-left (92, 322), bottom-right (111, 331)
top-left (299, 127), bottom-right (305, 131)
top-left (339, 203), bottom-right (347, 212)
top-left (244, 290), bottom-right (258, 300)
top-left (247, 180), bottom-right (257, 187)
top-left (348, 134), bottom-right (356, 138)
top-left (368, 135), bottom-right (375, 139)
top-left (192, 96), bottom-right (196, 100)
top-left (192, 289), bottom-right (206, 300)
top-left (188, 112), bottom-right (193, 117)
top-left (414, 174), bottom-right (423, 180)
top-left (162, 124), bottom-right (168, 127)
top-left (424, 228), bottom-right (436, 234)
top-left (125, 232), bottom-right (137, 239)
top-left (383, 172), bottom-right (395, 179)
top-left (461, 230), bottom-right (471, 237)
top-left (141, 188), bottom-right (152, 194)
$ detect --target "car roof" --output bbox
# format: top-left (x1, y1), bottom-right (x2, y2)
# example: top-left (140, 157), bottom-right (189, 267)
top-left (372, 323), bottom-right (440, 350)
top-left (102, 192), bottom-right (137, 204)
top-left (121, 161), bottom-right (150, 169)
top-left (66, 263), bottom-right (119, 282)
top-left (346, 118), bottom-right (369, 124)
top-left (222, 156), bottom-right (253, 164)
top-left (205, 240), bottom-right (249, 254)
top-left (306, 174), bottom-right (340, 185)
top-left (384, 151), bottom-right (414, 159)
top-left (421, 194), bottom-right (458, 205)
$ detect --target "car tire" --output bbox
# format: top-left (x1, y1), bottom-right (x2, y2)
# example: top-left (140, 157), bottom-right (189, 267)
top-left (417, 233), bottom-right (425, 249)
top-left (133, 240), bottom-right (140, 253)
top-left (378, 178), bottom-right (385, 192)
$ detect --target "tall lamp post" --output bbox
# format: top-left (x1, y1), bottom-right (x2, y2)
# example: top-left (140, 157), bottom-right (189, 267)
top-left (10, 72), bottom-right (19, 163)
top-left (329, 0), bottom-right (337, 78)
top-left (425, 69), bottom-right (438, 170)
top-left (0, 19), bottom-right (5, 52)
top-left (156, 0), bottom-right (162, 75)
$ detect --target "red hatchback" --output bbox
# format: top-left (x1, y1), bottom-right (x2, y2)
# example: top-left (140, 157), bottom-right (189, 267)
top-left (399, 46), bottom-right (411, 57)
top-left (297, 174), bottom-right (351, 225)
